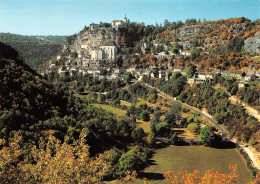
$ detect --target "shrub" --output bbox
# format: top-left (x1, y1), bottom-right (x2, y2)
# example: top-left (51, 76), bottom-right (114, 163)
top-left (249, 137), bottom-right (257, 146)
top-left (140, 110), bottom-right (150, 121)
top-left (187, 123), bottom-right (199, 133)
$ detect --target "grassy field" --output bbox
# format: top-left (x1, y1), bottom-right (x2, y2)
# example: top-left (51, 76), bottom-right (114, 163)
top-left (92, 103), bottom-right (152, 133)
top-left (135, 146), bottom-right (250, 184)
top-left (136, 119), bottom-right (151, 133)
top-left (91, 104), bottom-right (126, 117)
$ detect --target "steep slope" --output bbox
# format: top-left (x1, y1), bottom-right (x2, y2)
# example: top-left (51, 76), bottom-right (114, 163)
top-left (0, 42), bottom-right (68, 138)
top-left (155, 17), bottom-right (260, 71)
top-left (0, 42), bottom-right (135, 155)
top-left (0, 33), bottom-right (64, 70)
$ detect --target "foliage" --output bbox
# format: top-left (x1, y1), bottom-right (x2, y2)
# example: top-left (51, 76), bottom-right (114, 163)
top-left (98, 93), bottom-right (106, 104)
top-left (237, 81), bottom-right (260, 107)
top-left (0, 34), bottom-right (63, 70)
top-left (200, 125), bottom-right (220, 147)
top-left (0, 132), bottom-right (112, 183)
top-left (140, 110), bottom-right (150, 121)
top-left (178, 77), bottom-right (258, 142)
top-left (119, 149), bottom-right (141, 172)
top-left (227, 36), bottom-right (244, 53)
top-left (185, 65), bottom-right (197, 78)
top-left (164, 164), bottom-right (239, 184)
top-left (187, 123), bottom-right (200, 133)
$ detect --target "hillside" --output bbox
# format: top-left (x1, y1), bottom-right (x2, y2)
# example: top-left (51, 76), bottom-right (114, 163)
top-left (154, 17), bottom-right (260, 71)
top-left (0, 33), bottom-right (64, 70)
top-left (0, 42), bottom-right (70, 138)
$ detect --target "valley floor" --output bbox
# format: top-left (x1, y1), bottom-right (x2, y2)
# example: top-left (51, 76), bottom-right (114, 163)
top-left (135, 145), bottom-right (250, 184)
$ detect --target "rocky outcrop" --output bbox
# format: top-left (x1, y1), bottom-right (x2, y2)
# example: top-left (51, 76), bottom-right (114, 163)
top-left (244, 32), bottom-right (260, 53)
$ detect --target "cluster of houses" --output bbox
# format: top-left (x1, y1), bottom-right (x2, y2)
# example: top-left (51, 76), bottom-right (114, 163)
top-left (44, 56), bottom-right (258, 84)
top-left (43, 16), bottom-right (259, 84)
top-left (64, 16), bottom-right (131, 76)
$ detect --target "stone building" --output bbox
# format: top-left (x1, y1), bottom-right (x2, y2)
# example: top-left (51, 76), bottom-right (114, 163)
top-left (111, 16), bottom-right (127, 30)
top-left (91, 48), bottom-right (103, 61)
top-left (100, 40), bottom-right (118, 61)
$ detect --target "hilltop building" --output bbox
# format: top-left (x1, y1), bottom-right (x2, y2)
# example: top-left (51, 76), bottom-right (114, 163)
top-left (112, 15), bottom-right (127, 30)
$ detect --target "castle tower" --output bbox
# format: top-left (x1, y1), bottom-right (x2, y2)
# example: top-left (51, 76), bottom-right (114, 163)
top-left (124, 15), bottom-right (127, 23)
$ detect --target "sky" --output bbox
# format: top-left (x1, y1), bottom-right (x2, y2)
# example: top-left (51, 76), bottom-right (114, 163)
top-left (0, 0), bottom-right (259, 36)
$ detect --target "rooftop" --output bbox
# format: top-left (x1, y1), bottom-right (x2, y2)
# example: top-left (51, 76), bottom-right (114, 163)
top-left (102, 40), bottom-right (116, 46)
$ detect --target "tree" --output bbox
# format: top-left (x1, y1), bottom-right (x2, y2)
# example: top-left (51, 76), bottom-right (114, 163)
top-left (97, 93), bottom-right (106, 104)
top-left (0, 133), bottom-right (112, 183)
top-left (185, 65), bottom-right (197, 78)
top-left (164, 164), bottom-right (239, 184)
top-left (140, 110), bottom-right (150, 121)
top-left (150, 110), bottom-right (161, 124)
top-left (227, 36), bottom-right (244, 53)
top-left (156, 122), bottom-right (170, 136)
top-left (119, 149), bottom-right (141, 171)
top-left (131, 128), bottom-right (145, 144)
top-left (187, 123), bottom-right (199, 133)
top-left (165, 109), bottom-right (177, 126)
top-left (170, 133), bottom-right (178, 144)
top-left (200, 125), bottom-right (221, 147)
top-left (146, 132), bottom-right (155, 147)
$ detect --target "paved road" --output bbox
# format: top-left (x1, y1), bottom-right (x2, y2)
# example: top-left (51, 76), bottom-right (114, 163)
top-left (143, 83), bottom-right (228, 137)
top-left (142, 83), bottom-right (260, 170)
top-left (159, 93), bottom-right (228, 137)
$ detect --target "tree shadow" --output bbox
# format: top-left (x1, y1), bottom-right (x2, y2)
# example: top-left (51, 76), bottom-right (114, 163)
top-left (149, 159), bottom-right (157, 166)
top-left (213, 140), bottom-right (237, 149)
top-left (137, 172), bottom-right (165, 181)
top-left (155, 142), bottom-right (170, 149)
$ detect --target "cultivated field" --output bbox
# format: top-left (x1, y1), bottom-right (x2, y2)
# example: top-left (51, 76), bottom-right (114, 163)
top-left (136, 146), bottom-right (250, 184)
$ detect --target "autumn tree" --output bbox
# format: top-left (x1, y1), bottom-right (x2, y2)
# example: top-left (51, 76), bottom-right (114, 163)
top-left (0, 132), bottom-right (112, 183)
top-left (164, 164), bottom-right (239, 184)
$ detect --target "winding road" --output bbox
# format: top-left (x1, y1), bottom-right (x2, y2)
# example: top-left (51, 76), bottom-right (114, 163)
top-left (143, 83), bottom-right (227, 136)
top-left (142, 82), bottom-right (260, 170)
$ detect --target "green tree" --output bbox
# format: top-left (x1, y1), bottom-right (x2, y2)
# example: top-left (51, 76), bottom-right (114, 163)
top-left (170, 133), bottom-right (178, 144)
top-left (185, 65), bottom-right (197, 78)
top-left (97, 94), bottom-right (106, 104)
top-left (227, 36), bottom-right (244, 53)
top-left (200, 125), bottom-right (220, 147)
top-left (150, 111), bottom-right (161, 124)
top-left (119, 149), bottom-right (140, 171)
top-left (187, 123), bottom-right (199, 133)
top-left (140, 110), bottom-right (150, 121)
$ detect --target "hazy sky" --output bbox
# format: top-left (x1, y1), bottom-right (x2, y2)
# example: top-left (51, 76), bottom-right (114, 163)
top-left (0, 0), bottom-right (259, 35)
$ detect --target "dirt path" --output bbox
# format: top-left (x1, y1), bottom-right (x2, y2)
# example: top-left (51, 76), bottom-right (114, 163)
top-left (240, 145), bottom-right (260, 170)
top-left (229, 96), bottom-right (260, 122)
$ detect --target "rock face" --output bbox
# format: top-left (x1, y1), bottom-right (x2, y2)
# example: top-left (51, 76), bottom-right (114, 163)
top-left (72, 27), bottom-right (120, 54)
top-left (244, 32), bottom-right (260, 53)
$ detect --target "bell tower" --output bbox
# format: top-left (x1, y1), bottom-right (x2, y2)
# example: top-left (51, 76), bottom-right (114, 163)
top-left (124, 15), bottom-right (127, 24)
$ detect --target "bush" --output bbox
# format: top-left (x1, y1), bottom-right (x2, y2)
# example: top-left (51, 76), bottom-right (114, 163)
top-left (170, 133), bottom-right (178, 144)
top-left (156, 122), bottom-right (170, 136)
top-left (140, 110), bottom-right (150, 121)
top-left (105, 149), bottom-right (120, 165)
top-left (187, 123), bottom-right (199, 133)
top-left (249, 137), bottom-right (257, 146)
top-left (119, 149), bottom-right (140, 171)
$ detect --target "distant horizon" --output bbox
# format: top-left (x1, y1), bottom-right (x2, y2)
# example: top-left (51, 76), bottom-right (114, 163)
top-left (0, 0), bottom-right (259, 36)
top-left (0, 16), bottom-right (259, 36)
